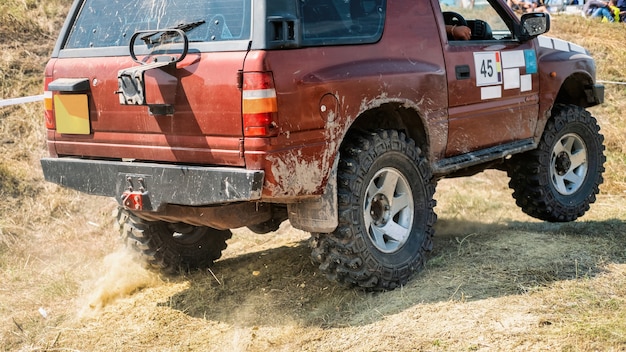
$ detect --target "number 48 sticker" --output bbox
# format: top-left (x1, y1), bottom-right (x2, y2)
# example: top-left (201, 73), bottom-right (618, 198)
top-left (473, 51), bottom-right (502, 86)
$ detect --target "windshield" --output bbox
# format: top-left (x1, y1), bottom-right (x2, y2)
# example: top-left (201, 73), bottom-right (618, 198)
top-left (65, 0), bottom-right (251, 49)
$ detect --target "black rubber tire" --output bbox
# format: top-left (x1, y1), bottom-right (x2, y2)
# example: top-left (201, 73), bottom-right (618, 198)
top-left (311, 130), bottom-right (437, 291)
top-left (116, 209), bottom-right (232, 273)
top-left (507, 104), bottom-right (605, 222)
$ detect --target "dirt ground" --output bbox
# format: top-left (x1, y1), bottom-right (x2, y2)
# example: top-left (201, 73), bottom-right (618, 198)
top-left (3, 171), bottom-right (625, 351)
top-left (1, 3), bottom-right (625, 350)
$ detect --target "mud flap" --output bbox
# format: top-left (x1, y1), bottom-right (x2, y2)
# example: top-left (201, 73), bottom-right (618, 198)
top-left (287, 158), bottom-right (338, 233)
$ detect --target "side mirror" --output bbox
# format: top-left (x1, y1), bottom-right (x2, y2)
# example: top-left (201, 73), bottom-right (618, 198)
top-left (517, 13), bottom-right (550, 42)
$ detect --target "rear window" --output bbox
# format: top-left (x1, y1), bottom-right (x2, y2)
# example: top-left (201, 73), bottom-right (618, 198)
top-left (301, 0), bottom-right (386, 45)
top-left (65, 0), bottom-right (251, 49)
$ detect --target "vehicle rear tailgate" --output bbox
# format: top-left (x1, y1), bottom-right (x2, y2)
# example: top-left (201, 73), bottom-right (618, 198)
top-left (46, 51), bottom-right (247, 166)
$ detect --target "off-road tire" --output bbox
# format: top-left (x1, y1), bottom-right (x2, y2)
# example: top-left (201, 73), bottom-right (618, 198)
top-left (507, 104), bottom-right (605, 222)
top-left (311, 130), bottom-right (436, 291)
top-left (116, 209), bottom-right (232, 273)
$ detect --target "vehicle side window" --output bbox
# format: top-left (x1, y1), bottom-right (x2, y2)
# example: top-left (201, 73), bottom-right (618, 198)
top-left (65, 0), bottom-right (251, 49)
top-left (440, 0), bottom-right (513, 41)
top-left (301, 0), bottom-right (386, 46)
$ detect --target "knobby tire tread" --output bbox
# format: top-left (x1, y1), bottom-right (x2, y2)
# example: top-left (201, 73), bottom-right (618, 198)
top-left (507, 104), bottom-right (605, 222)
top-left (116, 209), bottom-right (232, 274)
top-left (311, 130), bottom-right (436, 291)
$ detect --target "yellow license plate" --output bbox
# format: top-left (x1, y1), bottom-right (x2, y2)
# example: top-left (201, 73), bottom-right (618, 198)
top-left (54, 94), bottom-right (90, 135)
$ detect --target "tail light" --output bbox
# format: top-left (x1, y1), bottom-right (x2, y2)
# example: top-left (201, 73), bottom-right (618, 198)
top-left (242, 71), bottom-right (278, 137)
top-left (43, 76), bottom-right (55, 129)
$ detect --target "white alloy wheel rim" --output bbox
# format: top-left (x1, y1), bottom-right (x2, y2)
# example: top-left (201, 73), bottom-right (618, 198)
top-left (550, 133), bottom-right (588, 196)
top-left (363, 167), bottom-right (414, 253)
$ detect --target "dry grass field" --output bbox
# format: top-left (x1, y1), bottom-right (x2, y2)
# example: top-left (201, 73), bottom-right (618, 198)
top-left (1, 1), bottom-right (625, 351)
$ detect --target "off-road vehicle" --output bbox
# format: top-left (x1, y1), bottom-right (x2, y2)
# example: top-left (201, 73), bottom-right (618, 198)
top-left (42, 0), bottom-right (605, 290)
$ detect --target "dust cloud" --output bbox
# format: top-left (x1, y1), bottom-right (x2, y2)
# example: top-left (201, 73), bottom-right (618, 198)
top-left (80, 246), bottom-right (161, 315)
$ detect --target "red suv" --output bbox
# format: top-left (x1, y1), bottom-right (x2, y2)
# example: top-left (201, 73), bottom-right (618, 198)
top-left (42, 0), bottom-right (605, 290)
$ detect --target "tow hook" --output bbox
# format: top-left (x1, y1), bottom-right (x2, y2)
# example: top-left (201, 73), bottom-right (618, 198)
top-left (121, 176), bottom-right (150, 210)
top-left (122, 190), bottom-right (146, 210)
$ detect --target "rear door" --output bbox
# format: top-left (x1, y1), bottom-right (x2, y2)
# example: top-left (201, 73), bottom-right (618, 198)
top-left (436, 0), bottom-right (540, 156)
top-left (46, 0), bottom-right (251, 166)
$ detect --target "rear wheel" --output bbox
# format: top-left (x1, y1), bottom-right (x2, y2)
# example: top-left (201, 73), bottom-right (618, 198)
top-left (507, 104), bottom-right (605, 222)
top-left (311, 130), bottom-right (436, 291)
top-left (117, 209), bottom-right (231, 273)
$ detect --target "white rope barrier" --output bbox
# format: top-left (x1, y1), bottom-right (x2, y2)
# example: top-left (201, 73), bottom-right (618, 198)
top-left (0, 94), bottom-right (44, 108)
top-left (597, 80), bottom-right (626, 86)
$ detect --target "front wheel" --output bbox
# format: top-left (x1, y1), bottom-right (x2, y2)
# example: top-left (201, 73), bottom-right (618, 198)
top-left (507, 104), bottom-right (605, 222)
top-left (117, 209), bottom-right (232, 273)
top-left (311, 130), bottom-right (436, 291)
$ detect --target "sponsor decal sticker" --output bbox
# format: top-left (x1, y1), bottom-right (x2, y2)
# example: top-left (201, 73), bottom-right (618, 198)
top-left (524, 49), bottom-right (538, 74)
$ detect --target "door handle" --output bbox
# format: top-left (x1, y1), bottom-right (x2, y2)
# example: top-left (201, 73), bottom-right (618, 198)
top-left (455, 65), bottom-right (470, 80)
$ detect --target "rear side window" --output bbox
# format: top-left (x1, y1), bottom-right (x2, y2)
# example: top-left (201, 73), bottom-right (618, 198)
top-left (301, 0), bottom-right (386, 45)
top-left (65, 0), bottom-right (251, 49)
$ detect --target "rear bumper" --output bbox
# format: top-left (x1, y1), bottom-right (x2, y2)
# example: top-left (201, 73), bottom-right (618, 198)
top-left (40, 158), bottom-right (264, 211)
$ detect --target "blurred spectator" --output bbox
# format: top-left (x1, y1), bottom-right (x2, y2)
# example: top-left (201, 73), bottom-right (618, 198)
top-left (530, 0), bottom-right (551, 13)
top-left (606, 0), bottom-right (622, 21)
top-left (508, 0), bottom-right (533, 12)
top-left (462, 0), bottom-right (475, 8)
top-left (509, 0), bottom-right (550, 12)
top-left (616, 0), bottom-right (626, 21)
top-left (584, 0), bottom-right (615, 22)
